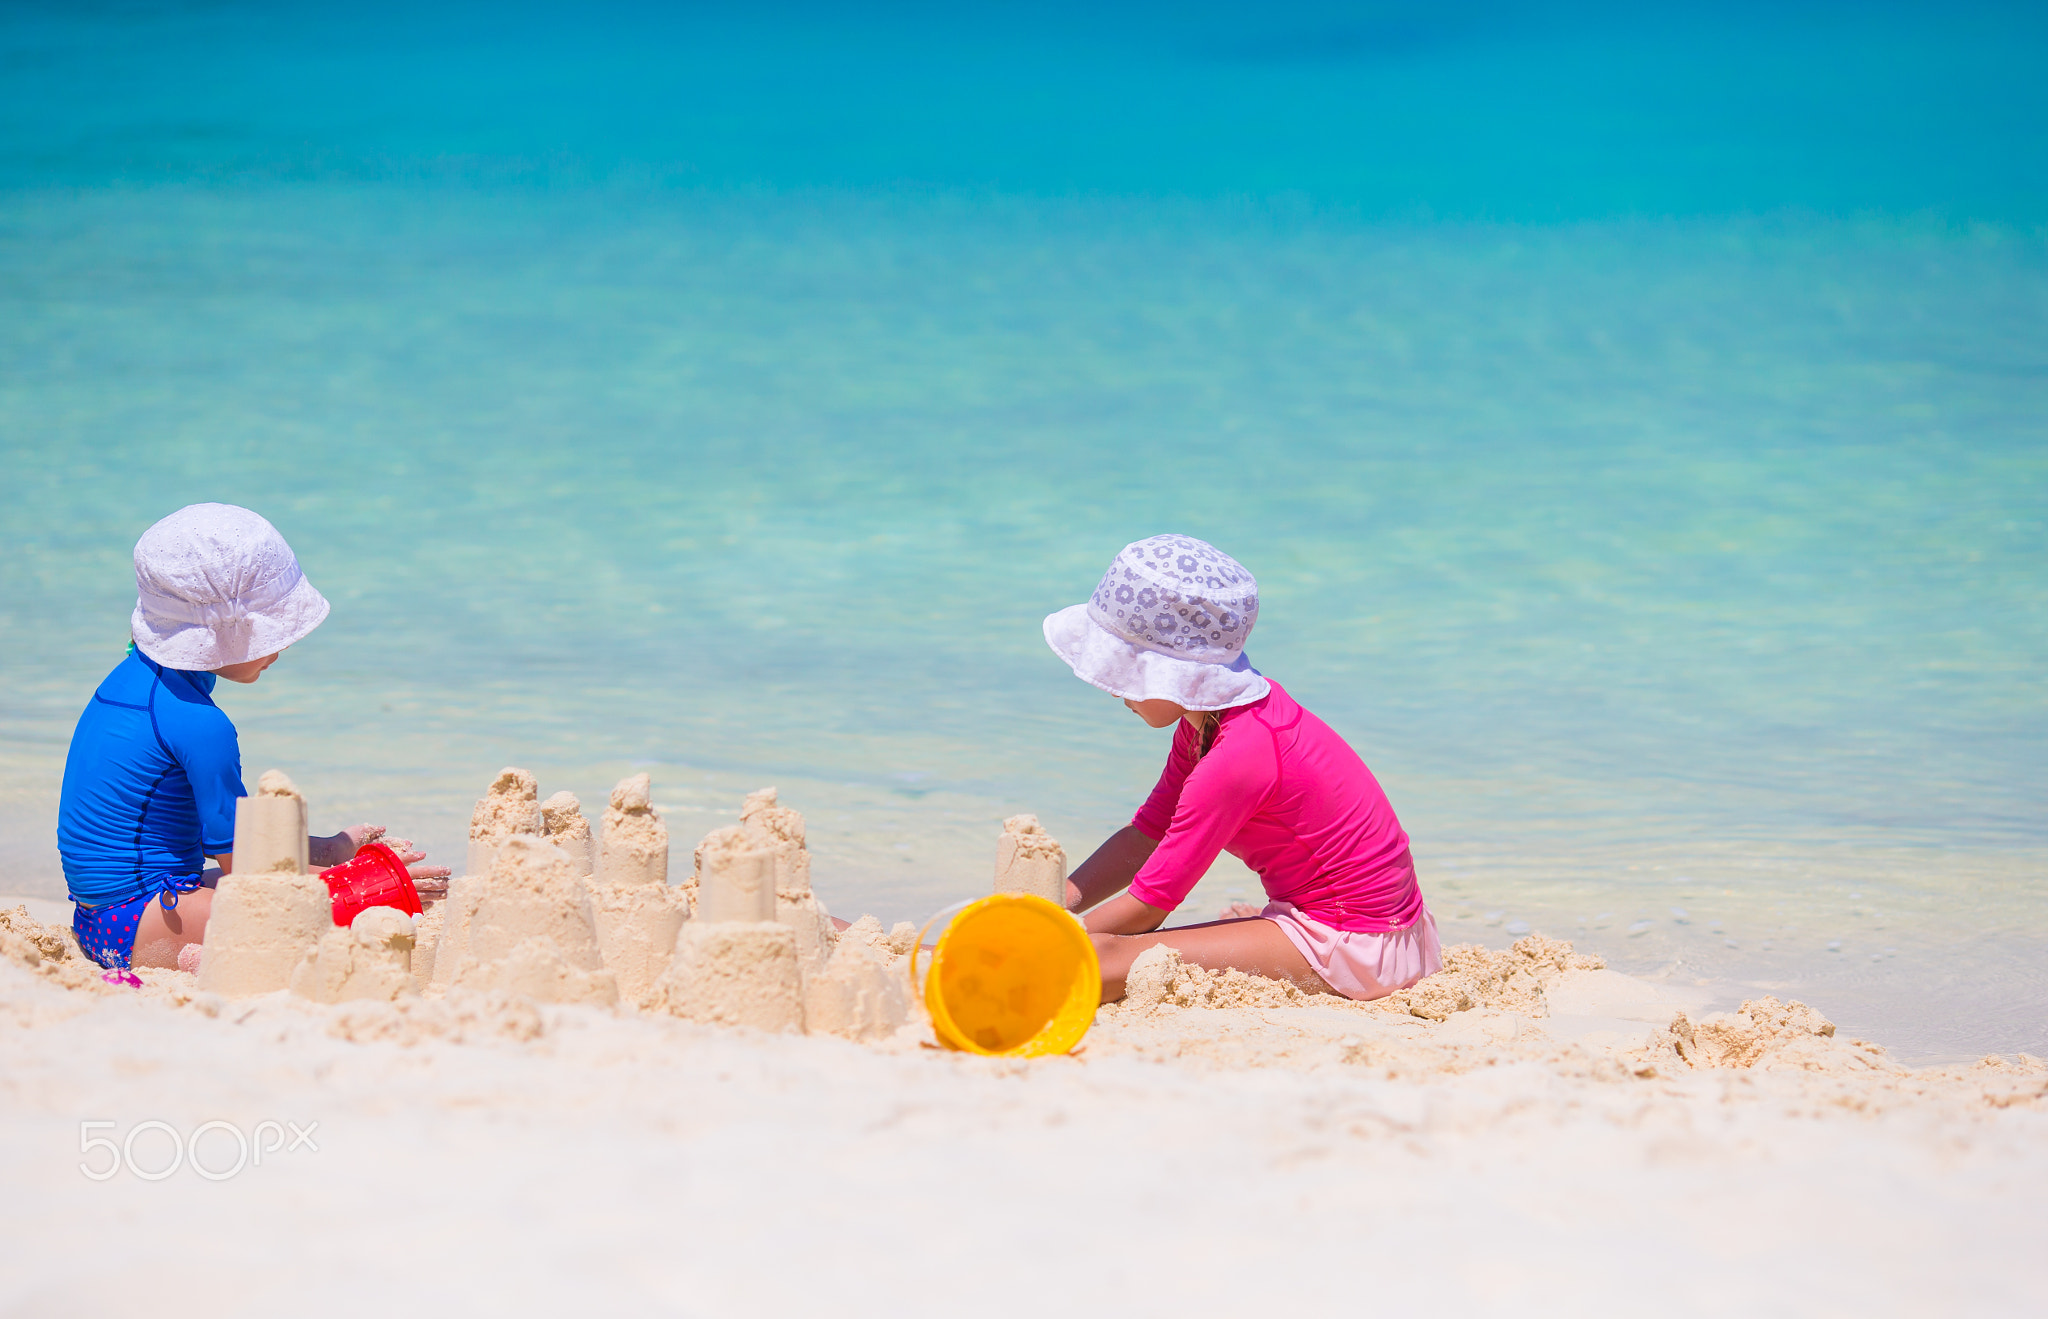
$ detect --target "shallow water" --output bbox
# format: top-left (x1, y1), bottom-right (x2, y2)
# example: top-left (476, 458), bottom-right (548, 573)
top-left (2, 3), bottom-right (2042, 1059)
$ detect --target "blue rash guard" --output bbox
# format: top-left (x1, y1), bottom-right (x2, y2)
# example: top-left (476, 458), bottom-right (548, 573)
top-left (58, 648), bottom-right (247, 966)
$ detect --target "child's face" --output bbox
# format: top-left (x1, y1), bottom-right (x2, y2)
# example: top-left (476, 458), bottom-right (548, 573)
top-left (211, 651), bottom-right (282, 684)
top-left (1122, 696), bottom-right (1188, 728)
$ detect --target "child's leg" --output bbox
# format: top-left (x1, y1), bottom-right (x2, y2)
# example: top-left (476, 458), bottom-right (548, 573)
top-left (131, 888), bottom-right (216, 969)
top-left (1091, 917), bottom-right (1334, 1002)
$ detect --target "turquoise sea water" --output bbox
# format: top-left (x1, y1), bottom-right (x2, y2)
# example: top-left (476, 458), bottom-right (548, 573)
top-left (2, 3), bottom-right (2043, 1057)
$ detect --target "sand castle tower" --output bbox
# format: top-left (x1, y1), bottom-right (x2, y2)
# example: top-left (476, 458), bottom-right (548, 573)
top-left (662, 786), bottom-right (906, 1039)
top-left (467, 767), bottom-right (543, 875)
top-left (431, 767), bottom-right (545, 993)
top-left (197, 771), bottom-right (334, 998)
top-left (598, 774), bottom-right (666, 885)
top-left (993, 814), bottom-right (1068, 907)
top-left (541, 791), bottom-right (596, 877)
top-left (446, 834), bottom-right (618, 1005)
top-left (662, 821), bottom-right (803, 1032)
top-left (585, 775), bottom-right (689, 1010)
top-left (715, 787), bottom-right (836, 970)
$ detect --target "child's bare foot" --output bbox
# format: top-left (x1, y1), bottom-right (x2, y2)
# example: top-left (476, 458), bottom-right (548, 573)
top-left (1219, 901), bottom-right (1263, 919)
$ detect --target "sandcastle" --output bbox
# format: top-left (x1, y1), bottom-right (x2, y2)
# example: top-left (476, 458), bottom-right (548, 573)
top-left (585, 776), bottom-right (688, 1009)
top-left (197, 772), bottom-right (335, 998)
top-left (993, 814), bottom-right (1068, 906)
top-left (661, 786), bottom-right (913, 1041)
top-left (431, 767), bottom-right (546, 994)
top-left (444, 834), bottom-right (617, 1006)
top-left (192, 763), bottom-right (914, 1041)
top-left (662, 819), bottom-right (800, 1030)
top-left (684, 788), bottom-right (835, 969)
top-left (435, 769), bottom-right (676, 1007)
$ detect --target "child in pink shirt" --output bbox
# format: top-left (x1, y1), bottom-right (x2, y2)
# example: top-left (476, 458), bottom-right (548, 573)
top-left (1043, 535), bottom-right (1439, 1002)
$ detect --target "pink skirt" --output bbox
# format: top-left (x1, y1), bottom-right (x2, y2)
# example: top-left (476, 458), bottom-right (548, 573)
top-left (1261, 901), bottom-right (1441, 1001)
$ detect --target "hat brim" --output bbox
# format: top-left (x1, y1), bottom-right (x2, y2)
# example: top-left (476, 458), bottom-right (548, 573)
top-left (1043, 604), bottom-right (1269, 711)
top-left (132, 575), bottom-right (331, 670)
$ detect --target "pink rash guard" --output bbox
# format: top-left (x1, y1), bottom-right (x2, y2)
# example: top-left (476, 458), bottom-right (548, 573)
top-left (1127, 680), bottom-right (1424, 933)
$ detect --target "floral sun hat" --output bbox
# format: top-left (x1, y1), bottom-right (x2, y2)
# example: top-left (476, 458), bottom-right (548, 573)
top-left (1043, 534), bottom-right (1270, 711)
top-left (130, 503), bottom-right (331, 670)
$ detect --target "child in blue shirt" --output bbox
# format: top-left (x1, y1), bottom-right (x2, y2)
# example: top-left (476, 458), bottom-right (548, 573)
top-left (59, 504), bottom-right (448, 972)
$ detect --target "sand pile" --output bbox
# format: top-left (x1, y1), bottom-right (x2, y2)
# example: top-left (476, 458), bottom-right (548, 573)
top-left (1120, 944), bottom-right (1320, 1012)
top-left (1089, 937), bottom-right (1979, 1098)
top-left (1, 903), bottom-right (80, 965)
top-left (0, 904), bottom-right (100, 993)
top-left (1629, 996), bottom-right (1876, 1077)
top-left (585, 777), bottom-right (688, 1009)
top-left (291, 907), bottom-right (417, 1004)
top-left (803, 914), bottom-right (915, 1043)
top-left (993, 814), bottom-right (1067, 905)
top-left (1376, 934), bottom-right (1608, 1020)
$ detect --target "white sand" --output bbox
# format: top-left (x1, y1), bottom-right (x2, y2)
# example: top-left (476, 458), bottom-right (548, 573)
top-left (3, 896), bottom-right (2044, 1316)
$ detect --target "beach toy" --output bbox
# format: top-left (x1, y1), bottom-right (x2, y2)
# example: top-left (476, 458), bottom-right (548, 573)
top-left (101, 968), bottom-right (143, 988)
top-left (319, 842), bottom-right (423, 927)
top-left (912, 893), bottom-right (1100, 1057)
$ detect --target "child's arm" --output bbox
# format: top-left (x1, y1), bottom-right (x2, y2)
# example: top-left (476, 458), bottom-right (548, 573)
top-left (309, 825), bottom-right (451, 891)
top-left (1065, 826), bottom-right (1158, 913)
top-left (1083, 889), bottom-right (1169, 936)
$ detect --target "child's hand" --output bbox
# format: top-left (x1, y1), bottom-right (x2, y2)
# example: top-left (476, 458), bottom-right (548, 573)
top-left (377, 837), bottom-right (452, 896)
top-left (308, 823), bottom-right (386, 867)
top-left (311, 826), bottom-right (451, 895)
top-left (1219, 901), bottom-right (1263, 920)
top-left (342, 823), bottom-right (386, 851)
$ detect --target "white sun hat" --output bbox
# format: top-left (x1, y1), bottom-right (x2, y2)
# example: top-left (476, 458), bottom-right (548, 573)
top-left (1043, 534), bottom-right (1270, 711)
top-left (129, 504), bottom-right (331, 670)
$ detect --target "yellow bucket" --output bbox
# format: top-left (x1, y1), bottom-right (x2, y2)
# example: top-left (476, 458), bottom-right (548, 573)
top-left (913, 893), bottom-right (1102, 1057)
